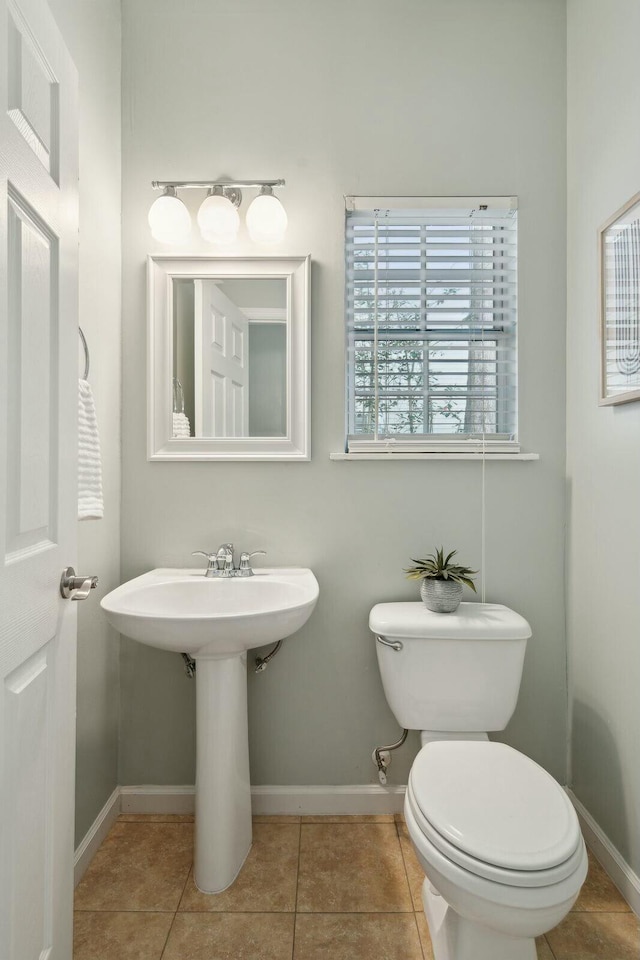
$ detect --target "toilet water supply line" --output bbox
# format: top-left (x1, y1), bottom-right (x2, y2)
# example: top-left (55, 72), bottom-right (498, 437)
top-left (373, 725), bottom-right (409, 785)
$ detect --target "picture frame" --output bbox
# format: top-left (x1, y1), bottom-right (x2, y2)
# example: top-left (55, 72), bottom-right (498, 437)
top-left (599, 190), bottom-right (640, 405)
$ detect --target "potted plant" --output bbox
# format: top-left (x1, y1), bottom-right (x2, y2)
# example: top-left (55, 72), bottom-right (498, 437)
top-left (405, 547), bottom-right (477, 613)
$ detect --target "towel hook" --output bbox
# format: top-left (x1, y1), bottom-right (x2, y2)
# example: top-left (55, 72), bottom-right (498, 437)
top-left (79, 326), bottom-right (90, 380)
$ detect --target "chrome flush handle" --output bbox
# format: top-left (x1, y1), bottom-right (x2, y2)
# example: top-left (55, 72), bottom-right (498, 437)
top-left (60, 567), bottom-right (99, 600)
top-left (376, 635), bottom-right (403, 652)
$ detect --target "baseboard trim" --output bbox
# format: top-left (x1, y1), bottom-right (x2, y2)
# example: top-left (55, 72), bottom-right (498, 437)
top-left (251, 784), bottom-right (407, 815)
top-left (567, 789), bottom-right (640, 916)
top-left (120, 784), bottom-right (196, 815)
top-left (119, 783), bottom-right (407, 816)
top-left (73, 787), bottom-right (120, 887)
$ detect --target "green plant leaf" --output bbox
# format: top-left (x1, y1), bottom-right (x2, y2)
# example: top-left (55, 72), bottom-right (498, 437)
top-left (404, 545), bottom-right (478, 586)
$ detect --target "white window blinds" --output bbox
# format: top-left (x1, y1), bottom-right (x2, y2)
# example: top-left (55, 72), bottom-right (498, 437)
top-left (345, 197), bottom-right (518, 453)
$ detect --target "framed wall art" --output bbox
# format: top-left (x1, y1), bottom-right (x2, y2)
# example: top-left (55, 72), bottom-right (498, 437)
top-left (599, 190), bottom-right (640, 405)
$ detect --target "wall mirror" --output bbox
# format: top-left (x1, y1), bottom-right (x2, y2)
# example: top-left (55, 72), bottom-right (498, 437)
top-left (148, 256), bottom-right (310, 460)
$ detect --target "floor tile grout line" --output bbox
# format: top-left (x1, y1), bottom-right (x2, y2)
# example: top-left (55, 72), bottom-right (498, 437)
top-left (544, 933), bottom-right (559, 960)
top-left (75, 906), bottom-right (419, 915)
top-left (571, 907), bottom-right (633, 913)
top-left (176, 857), bottom-right (196, 913)
top-left (396, 819), bottom-right (428, 958)
top-left (75, 908), bottom-right (419, 915)
top-left (411, 910), bottom-right (426, 960)
top-left (291, 820), bottom-right (302, 960)
top-left (157, 910), bottom-right (177, 960)
top-left (291, 910), bottom-right (419, 916)
top-left (395, 818), bottom-right (420, 913)
top-left (74, 908), bottom-right (179, 914)
top-left (145, 910), bottom-right (435, 916)
top-left (159, 860), bottom-right (194, 960)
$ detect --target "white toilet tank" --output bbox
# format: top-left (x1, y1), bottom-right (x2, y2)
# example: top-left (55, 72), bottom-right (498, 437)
top-left (370, 602), bottom-right (532, 733)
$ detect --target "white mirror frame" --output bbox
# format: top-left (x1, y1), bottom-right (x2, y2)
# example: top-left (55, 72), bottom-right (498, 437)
top-left (147, 255), bottom-right (310, 461)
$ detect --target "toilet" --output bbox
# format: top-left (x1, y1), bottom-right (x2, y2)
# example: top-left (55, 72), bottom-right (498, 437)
top-left (370, 601), bottom-right (588, 960)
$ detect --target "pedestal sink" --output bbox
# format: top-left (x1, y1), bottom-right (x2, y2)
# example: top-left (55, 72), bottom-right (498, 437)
top-left (101, 568), bottom-right (319, 893)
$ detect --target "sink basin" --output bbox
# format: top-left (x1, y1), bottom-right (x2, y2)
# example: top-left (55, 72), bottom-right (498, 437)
top-left (101, 567), bottom-right (319, 657)
top-left (100, 564), bottom-right (319, 896)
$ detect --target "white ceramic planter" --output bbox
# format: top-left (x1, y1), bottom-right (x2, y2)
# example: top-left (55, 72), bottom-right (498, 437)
top-left (420, 579), bottom-right (463, 613)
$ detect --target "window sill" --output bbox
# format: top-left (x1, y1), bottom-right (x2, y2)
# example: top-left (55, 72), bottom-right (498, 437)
top-left (329, 452), bottom-right (540, 461)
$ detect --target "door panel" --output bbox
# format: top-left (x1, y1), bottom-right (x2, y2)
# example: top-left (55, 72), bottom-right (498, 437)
top-left (6, 190), bottom-right (57, 556)
top-left (7, 0), bottom-right (59, 178)
top-left (4, 646), bottom-right (55, 960)
top-left (194, 281), bottom-right (249, 437)
top-left (0, 0), bottom-right (78, 957)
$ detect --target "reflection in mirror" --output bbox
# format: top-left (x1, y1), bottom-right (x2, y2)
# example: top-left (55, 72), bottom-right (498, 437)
top-left (172, 277), bottom-right (287, 439)
top-left (148, 255), bottom-right (309, 461)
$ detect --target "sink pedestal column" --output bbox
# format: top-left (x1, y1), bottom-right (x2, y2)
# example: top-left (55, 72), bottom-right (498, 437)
top-left (194, 653), bottom-right (252, 893)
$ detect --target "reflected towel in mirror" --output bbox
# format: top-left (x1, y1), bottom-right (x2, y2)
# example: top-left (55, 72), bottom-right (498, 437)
top-left (172, 412), bottom-right (191, 437)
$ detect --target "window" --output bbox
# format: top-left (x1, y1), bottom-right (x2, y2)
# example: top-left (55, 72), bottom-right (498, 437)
top-left (345, 197), bottom-right (518, 453)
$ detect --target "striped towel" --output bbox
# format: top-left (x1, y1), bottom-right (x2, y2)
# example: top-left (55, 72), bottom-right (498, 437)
top-left (172, 412), bottom-right (191, 438)
top-left (78, 379), bottom-right (104, 520)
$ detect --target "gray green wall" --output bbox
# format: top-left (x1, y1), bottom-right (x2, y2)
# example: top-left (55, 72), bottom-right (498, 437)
top-left (119, 0), bottom-right (568, 789)
top-left (48, 0), bottom-right (122, 845)
top-left (566, 0), bottom-right (640, 875)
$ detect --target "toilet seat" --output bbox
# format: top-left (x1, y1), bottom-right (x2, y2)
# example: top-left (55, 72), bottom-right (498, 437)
top-left (408, 741), bottom-right (582, 888)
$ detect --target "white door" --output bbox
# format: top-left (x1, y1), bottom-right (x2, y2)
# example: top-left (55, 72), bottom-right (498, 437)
top-left (194, 281), bottom-right (250, 437)
top-left (0, 0), bottom-right (79, 957)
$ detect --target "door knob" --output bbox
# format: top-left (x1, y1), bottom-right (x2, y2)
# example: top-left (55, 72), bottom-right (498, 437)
top-left (60, 567), bottom-right (99, 600)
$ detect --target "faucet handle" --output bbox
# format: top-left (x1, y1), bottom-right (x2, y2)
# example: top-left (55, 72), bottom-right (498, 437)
top-left (192, 550), bottom-right (216, 560)
top-left (191, 550), bottom-right (219, 577)
top-left (237, 550), bottom-right (267, 577)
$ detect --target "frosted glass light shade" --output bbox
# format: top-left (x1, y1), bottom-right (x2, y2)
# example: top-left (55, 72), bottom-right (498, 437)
top-left (246, 193), bottom-right (288, 244)
top-left (197, 194), bottom-right (240, 244)
top-left (148, 193), bottom-right (191, 244)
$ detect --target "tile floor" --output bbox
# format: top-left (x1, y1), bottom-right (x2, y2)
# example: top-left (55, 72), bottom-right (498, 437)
top-left (74, 814), bottom-right (639, 960)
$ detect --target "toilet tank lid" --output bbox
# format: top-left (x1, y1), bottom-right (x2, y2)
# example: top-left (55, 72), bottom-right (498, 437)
top-left (369, 602), bottom-right (532, 640)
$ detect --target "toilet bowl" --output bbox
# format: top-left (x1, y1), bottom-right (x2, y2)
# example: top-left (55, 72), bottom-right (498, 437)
top-left (369, 602), bottom-right (587, 960)
top-left (405, 740), bottom-right (587, 960)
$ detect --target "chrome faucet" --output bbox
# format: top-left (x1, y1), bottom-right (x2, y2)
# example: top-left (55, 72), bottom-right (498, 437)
top-left (192, 545), bottom-right (266, 578)
top-left (216, 543), bottom-right (235, 578)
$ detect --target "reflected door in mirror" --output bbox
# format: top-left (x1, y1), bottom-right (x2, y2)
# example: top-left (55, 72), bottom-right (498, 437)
top-left (194, 281), bottom-right (250, 437)
top-left (173, 276), bottom-right (287, 440)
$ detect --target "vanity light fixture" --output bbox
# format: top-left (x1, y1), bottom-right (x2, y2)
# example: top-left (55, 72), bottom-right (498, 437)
top-left (148, 186), bottom-right (191, 244)
top-left (197, 185), bottom-right (241, 245)
top-left (149, 179), bottom-right (286, 245)
top-left (246, 185), bottom-right (288, 244)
